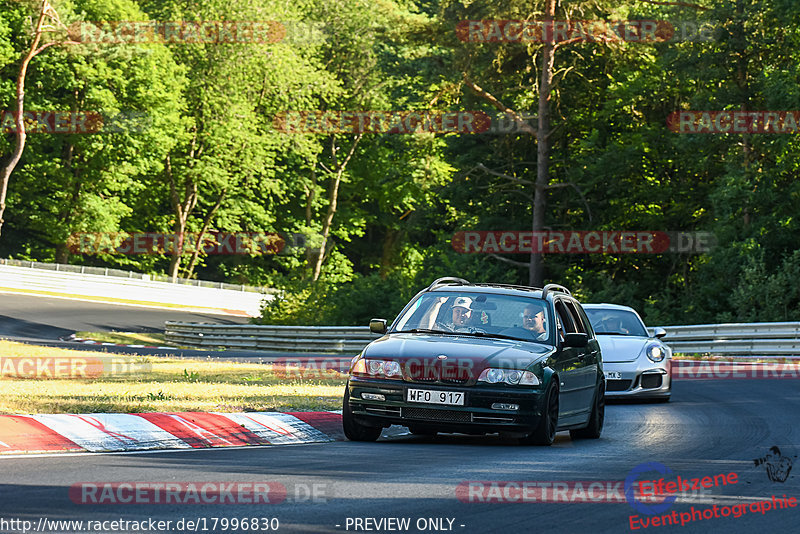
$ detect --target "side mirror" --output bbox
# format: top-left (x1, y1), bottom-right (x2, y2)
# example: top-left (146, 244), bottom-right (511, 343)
top-left (653, 327), bottom-right (667, 339)
top-left (563, 333), bottom-right (588, 348)
top-left (369, 318), bottom-right (387, 334)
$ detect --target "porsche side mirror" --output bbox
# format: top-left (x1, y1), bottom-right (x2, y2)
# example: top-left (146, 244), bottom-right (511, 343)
top-left (653, 327), bottom-right (667, 339)
top-left (369, 318), bottom-right (387, 334)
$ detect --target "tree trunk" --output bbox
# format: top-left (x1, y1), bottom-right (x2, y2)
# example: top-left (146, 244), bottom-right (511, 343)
top-left (312, 169), bottom-right (344, 281)
top-left (166, 155), bottom-right (197, 280)
top-left (0, 2), bottom-right (49, 239)
top-left (530, 0), bottom-right (557, 287)
top-left (0, 1), bottom-right (76, 240)
top-left (183, 189), bottom-right (226, 279)
top-left (311, 134), bottom-right (362, 281)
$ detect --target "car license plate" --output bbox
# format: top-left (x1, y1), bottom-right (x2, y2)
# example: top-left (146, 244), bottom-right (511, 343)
top-left (605, 371), bottom-right (622, 380)
top-left (407, 389), bottom-right (464, 406)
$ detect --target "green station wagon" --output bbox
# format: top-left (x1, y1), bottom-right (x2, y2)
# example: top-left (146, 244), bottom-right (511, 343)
top-left (342, 278), bottom-right (605, 445)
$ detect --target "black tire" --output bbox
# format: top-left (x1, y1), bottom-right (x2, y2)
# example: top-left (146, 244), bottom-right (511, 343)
top-left (570, 378), bottom-right (604, 440)
top-left (342, 387), bottom-right (382, 442)
top-left (520, 380), bottom-right (559, 446)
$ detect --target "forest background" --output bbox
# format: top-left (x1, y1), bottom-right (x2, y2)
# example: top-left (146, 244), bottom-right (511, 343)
top-left (2, 0), bottom-right (799, 326)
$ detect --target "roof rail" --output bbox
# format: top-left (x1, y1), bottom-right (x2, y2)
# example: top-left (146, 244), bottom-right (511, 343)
top-left (542, 283), bottom-right (571, 299)
top-left (473, 283), bottom-right (543, 293)
top-left (427, 277), bottom-right (471, 291)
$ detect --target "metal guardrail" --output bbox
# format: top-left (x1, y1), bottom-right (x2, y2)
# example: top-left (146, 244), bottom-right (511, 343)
top-left (165, 323), bottom-right (379, 352)
top-left (167, 321), bottom-right (800, 355)
top-left (650, 323), bottom-right (800, 356)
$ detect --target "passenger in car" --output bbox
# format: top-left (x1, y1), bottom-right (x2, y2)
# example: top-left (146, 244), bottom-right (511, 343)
top-left (522, 303), bottom-right (548, 340)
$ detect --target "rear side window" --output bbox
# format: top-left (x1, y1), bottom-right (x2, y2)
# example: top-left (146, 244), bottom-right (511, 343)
top-left (554, 300), bottom-right (577, 334)
top-left (573, 304), bottom-right (595, 337)
top-left (565, 301), bottom-right (588, 335)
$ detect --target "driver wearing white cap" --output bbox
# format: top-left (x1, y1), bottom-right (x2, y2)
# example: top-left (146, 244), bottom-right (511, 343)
top-left (434, 296), bottom-right (473, 332)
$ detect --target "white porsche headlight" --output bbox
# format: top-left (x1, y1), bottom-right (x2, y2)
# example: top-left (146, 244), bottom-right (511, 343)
top-left (646, 343), bottom-right (666, 362)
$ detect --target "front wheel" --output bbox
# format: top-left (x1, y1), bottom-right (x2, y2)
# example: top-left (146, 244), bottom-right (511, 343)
top-left (570, 378), bottom-right (604, 440)
top-left (520, 380), bottom-right (559, 446)
top-left (342, 387), bottom-right (382, 442)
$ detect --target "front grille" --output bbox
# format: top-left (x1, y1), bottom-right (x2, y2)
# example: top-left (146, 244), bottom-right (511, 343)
top-left (606, 379), bottom-right (632, 392)
top-left (403, 407), bottom-right (471, 423)
top-left (439, 378), bottom-right (470, 385)
top-left (403, 359), bottom-right (473, 385)
top-left (405, 377), bottom-right (471, 385)
top-left (641, 374), bottom-right (663, 389)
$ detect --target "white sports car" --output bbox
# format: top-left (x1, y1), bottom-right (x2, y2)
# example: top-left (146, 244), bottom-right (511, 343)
top-left (583, 304), bottom-right (672, 401)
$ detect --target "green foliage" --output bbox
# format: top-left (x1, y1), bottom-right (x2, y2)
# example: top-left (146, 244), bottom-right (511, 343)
top-left (182, 369), bottom-right (200, 382)
top-left (2, 0), bottom-right (800, 326)
top-left (258, 273), bottom-right (418, 326)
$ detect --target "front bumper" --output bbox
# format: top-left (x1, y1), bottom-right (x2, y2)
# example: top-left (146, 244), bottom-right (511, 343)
top-left (347, 377), bottom-right (546, 434)
top-left (604, 360), bottom-right (671, 399)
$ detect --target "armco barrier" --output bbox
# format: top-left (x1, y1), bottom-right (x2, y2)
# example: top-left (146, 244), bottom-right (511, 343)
top-left (167, 321), bottom-right (800, 355)
top-left (650, 323), bottom-right (800, 356)
top-left (0, 261), bottom-right (273, 317)
top-left (165, 323), bottom-right (379, 352)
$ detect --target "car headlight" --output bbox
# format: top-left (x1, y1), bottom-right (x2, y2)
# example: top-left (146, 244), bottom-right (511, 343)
top-left (646, 343), bottom-right (666, 362)
top-left (367, 360), bottom-right (384, 375)
top-left (353, 359), bottom-right (402, 378)
top-left (384, 361), bottom-right (401, 377)
top-left (486, 369), bottom-right (504, 383)
top-left (478, 368), bottom-right (540, 386)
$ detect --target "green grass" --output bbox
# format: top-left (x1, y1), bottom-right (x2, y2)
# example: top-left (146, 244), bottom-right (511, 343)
top-left (0, 340), bottom-right (345, 414)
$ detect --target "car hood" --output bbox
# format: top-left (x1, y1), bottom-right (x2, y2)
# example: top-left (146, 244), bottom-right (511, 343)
top-left (595, 335), bottom-right (648, 363)
top-left (363, 333), bottom-right (554, 379)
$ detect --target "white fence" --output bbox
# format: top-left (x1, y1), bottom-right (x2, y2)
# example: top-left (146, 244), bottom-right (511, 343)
top-left (0, 261), bottom-right (272, 317)
top-left (166, 321), bottom-right (800, 355)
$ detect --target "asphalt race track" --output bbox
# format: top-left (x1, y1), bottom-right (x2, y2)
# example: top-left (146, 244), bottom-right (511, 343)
top-left (1, 295), bottom-right (799, 533)
top-left (0, 293), bottom-right (249, 339)
top-left (0, 293), bottom-right (298, 362)
top-left (1, 380), bottom-right (799, 533)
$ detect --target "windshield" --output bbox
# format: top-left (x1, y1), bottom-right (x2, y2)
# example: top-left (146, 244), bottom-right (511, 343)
top-left (584, 308), bottom-right (648, 337)
top-left (392, 291), bottom-right (552, 343)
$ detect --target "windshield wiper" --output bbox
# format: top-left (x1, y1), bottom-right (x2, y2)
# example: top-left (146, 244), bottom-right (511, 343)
top-left (456, 331), bottom-right (531, 342)
top-left (394, 328), bottom-right (451, 334)
top-left (596, 331), bottom-right (627, 335)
